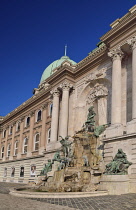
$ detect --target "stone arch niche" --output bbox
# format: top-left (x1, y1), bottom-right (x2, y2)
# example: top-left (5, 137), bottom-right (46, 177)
top-left (76, 76), bottom-right (109, 132)
top-left (86, 81), bottom-right (108, 126)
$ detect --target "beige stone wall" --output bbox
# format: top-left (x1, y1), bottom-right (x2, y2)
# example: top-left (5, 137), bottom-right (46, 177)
top-left (0, 156), bottom-right (46, 183)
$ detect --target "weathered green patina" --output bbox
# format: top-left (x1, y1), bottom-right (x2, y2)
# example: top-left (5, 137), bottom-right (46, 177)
top-left (105, 149), bottom-right (132, 175)
top-left (40, 159), bottom-right (52, 176)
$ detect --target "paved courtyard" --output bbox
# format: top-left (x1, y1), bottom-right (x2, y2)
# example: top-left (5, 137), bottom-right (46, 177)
top-left (1, 182), bottom-right (136, 210)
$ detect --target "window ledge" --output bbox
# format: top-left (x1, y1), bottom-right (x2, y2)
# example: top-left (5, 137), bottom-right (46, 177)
top-left (21, 153), bottom-right (27, 156)
top-left (35, 120), bottom-right (42, 124)
top-left (24, 125), bottom-right (30, 129)
top-left (32, 150), bottom-right (39, 153)
top-left (15, 130), bottom-right (20, 133)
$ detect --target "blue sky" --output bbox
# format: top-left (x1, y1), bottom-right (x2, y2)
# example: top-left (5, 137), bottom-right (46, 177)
top-left (0, 0), bottom-right (135, 116)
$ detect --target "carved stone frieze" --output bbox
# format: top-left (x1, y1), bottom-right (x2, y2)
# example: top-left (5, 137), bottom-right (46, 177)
top-left (108, 47), bottom-right (124, 61)
top-left (42, 103), bottom-right (48, 110)
top-left (20, 116), bottom-right (25, 122)
top-left (34, 82), bottom-right (50, 95)
top-left (30, 111), bottom-right (35, 117)
top-left (87, 84), bottom-right (108, 104)
top-left (85, 67), bottom-right (107, 84)
top-left (127, 36), bottom-right (136, 50)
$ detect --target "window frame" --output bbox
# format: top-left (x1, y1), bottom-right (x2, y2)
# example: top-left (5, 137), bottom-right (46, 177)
top-left (16, 121), bottom-right (20, 132)
top-left (9, 126), bottom-right (13, 135)
top-left (23, 137), bottom-right (28, 154)
top-left (1, 146), bottom-right (4, 158)
top-left (14, 141), bottom-right (18, 156)
top-left (25, 116), bottom-right (30, 127)
top-left (36, 110), bottom-right (42, 122)
top-left (49, 103), bottom-right (53, 117)
top-left (47, 128), bottom-right (51, 143)
top-left (3, 129), bottom-right (6, 138)
top-left (20, 166), bottom-right (24, 177)
top-left (34, 133), bottom-right (40, 151)
top-left (7, 143), bottom-right (11, 157)
top-left (11, 166), bottom-right (15, 177)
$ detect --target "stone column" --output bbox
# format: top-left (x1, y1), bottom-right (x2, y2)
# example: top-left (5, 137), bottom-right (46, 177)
top-left (59, 82), bottom-right (72, 138)
top-left (39, 103), bottom-right (48, 154)
top-left (108, 48), bottom-right (124, 125)
top-left (50, 88), bottom-right (60, 142)
top-left (128, 37), bottom-right (136, 119)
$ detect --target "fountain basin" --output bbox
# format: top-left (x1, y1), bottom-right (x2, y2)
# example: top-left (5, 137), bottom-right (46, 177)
top-left (9, 187), bottom-right (108, 198)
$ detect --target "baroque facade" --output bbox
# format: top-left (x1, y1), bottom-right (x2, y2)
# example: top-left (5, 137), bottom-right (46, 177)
top-left (0, 5), bottom-right (136, 184)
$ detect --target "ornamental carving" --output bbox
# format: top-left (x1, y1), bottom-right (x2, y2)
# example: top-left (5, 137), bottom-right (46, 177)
top-left (87, 84), bottom-right (108, 104)
top-left (59, 81), bottom-right (73, 91)
top-left (127, 36), bottom-right (136, 50)
top-left (42, 103), bottom-right (48, 110)
top-left (30, 111), bottom-right (35, 117)
top-left (85, 67), bottom-right (107, 83)
top-left (50, 88), bottom-right (60, 97)
top-left (108, 47), bottom-right (124, 61)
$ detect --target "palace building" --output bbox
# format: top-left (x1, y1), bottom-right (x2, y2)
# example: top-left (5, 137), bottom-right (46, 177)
top-left (0, 5), bottom-right (136, 185)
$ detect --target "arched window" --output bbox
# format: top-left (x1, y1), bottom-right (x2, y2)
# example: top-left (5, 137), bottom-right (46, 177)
top-left (9, 126), bottom-right (13, 135)
top-left (23, 138), bottom-right (28, 154)
top-left (16, 122), bottom-right (20, 131)
top-left (37, 110), bottom-right (42, 122)
top-left (26, 116), bottom-right (30, 127)
top-left (47, 128), bottom-right (51, 143)
top-left (34, 133), bottom-right (40, 150)
top-left (14, 141), bottom-right (18, 156)
top-left (7, 144), bottom-right (11, 157)
top-left (49, 104), bottom-right (53, 117)
top-left (1, 146), bottom-right (4, 158)
top-left (3, 129), bottom-right (6, 138)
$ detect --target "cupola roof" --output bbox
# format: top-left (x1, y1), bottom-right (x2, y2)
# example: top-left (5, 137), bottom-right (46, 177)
top-left (40, 55), bottom-right (76, 83)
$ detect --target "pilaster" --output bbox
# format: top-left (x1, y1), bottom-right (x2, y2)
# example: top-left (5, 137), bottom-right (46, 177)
top-left (59, 82), bottom-right (72, 138)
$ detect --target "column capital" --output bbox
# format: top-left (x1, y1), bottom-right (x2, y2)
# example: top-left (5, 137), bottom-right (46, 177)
top-left (30, 111), bottom-right (35, 117)
top-left (50, 88), bottom-right (60, 97)
top-left (59, 81), bottom-right (73, 91)
top-left (41, 103), bottom-right (48, 110)
top-left (108, 47), bottom-right (124, 61)
top-left (127, 36), bottom-right (136, 50)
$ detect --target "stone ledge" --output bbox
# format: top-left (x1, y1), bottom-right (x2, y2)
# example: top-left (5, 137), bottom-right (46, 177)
top-left (9, 188), bottom-right (108, 198)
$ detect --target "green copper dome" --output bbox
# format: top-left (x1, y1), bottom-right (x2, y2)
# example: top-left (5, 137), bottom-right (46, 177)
top-left (40, 56), bottom-right (76, 83)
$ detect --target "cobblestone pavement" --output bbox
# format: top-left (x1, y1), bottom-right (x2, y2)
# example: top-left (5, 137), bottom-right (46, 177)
top-left (30, 194), bottom-right (136, 210)
top-left (0, 182), bottom-right (75, 210)
top-left (1, 182), bottom-right (136, 210)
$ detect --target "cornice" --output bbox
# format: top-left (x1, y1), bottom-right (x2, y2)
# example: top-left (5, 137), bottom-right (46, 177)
top-left (1, 88), bottom-right (51, 124)
top-left (75, 44), bottom-right (107, 70)
top-left (101, 11), bottom-right (136, 43)
top-left (1, 47), bottom-right (108, 125)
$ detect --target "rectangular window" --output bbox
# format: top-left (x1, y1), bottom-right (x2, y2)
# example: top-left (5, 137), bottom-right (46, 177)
top-left (20, 166), bottom-right (24, 177)
top-left (9, 126), bottom-right (13, 135)
top-left (30, 165), bottom-right (36, 177)
top-left (4, 168), bottom-right (7, 177)
top-left (1, 146), bottom-right (4, 158)
top-left (11, 167), bottom-right (15, 177)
